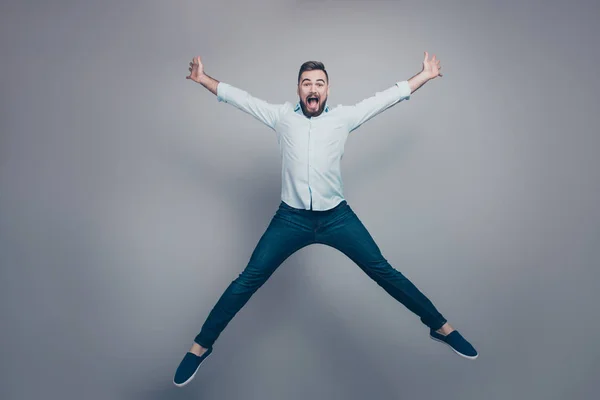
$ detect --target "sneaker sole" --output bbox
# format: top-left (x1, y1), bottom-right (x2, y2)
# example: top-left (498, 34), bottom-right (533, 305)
top-left (173, 352), bottom-right (212, 387)
top-left (429, 335), bottom-right (479, 360)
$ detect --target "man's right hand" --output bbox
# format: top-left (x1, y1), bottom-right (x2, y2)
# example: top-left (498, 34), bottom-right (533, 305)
top-left (185, 55), bottom-right (220, 95)
top-left (187, 56), bottom-right (205, 83)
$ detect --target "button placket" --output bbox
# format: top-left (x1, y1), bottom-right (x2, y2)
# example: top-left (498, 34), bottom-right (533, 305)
top-left (307, 119), bottom-right (313, 210)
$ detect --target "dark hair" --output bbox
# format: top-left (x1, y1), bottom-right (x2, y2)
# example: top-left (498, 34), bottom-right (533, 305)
top-left (297, 61), bottom-right (328, 84)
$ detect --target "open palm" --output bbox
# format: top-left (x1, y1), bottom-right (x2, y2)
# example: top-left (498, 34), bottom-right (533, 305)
top-left (422, 51), bottom-right (442, 78)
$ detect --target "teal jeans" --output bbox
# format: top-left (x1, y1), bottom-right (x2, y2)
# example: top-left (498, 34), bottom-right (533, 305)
top-left (195, 200), bottom-right (447, 348)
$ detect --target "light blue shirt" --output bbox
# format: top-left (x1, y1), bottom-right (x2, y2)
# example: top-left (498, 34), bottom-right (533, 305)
top-left (216, 80), bottom-right (412, 210)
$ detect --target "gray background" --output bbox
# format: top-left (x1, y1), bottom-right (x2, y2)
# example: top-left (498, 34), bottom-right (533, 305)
top-left (1, 0), bottom-right (599, 399)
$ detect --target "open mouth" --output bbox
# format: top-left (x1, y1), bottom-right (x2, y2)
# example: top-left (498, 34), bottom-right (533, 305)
top-left (307, 95), bottom-right (319, 108)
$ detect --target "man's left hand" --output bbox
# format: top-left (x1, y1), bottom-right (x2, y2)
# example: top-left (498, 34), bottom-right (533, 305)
top-left (422, 51), bottom-right (442, 79)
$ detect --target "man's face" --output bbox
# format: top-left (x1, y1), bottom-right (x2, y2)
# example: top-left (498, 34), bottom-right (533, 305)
top-left (297, 70), bottom-right (329, 118)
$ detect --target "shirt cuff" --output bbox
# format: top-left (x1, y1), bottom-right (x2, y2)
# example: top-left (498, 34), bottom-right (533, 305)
top-left (395, 80), bottom-right (411, 100)
top-left (216, 82), bottom-right (230, 102)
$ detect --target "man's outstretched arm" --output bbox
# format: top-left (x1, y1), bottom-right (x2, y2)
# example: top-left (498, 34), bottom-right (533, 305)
top-left (346, 51), bottom-right (443, 133)
top-left (186, 56), bottom-right (283, 130)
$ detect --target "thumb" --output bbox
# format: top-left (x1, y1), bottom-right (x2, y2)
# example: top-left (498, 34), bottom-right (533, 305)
top-left (423, 51), bottom-right (428, 62)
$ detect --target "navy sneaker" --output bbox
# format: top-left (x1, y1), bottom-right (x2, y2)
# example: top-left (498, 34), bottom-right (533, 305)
top-left (173, 347), bottom-right (213, 387)
top-left (430, 329), bottom-right (478, 359)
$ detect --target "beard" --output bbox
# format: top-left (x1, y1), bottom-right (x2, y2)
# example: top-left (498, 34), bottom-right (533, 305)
top-left (299, 95), bottom-right (328, 117)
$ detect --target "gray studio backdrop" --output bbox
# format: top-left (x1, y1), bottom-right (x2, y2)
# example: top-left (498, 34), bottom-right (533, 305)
top-left (1, 0), bottom-right (598, 399)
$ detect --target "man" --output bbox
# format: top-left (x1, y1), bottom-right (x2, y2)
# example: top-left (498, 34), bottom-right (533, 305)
top-left (174, 52), bottom-right (478, 387)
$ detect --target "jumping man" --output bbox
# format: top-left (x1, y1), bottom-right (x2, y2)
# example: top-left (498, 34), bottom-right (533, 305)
top-left (174, 52), bottom-right (478, 387)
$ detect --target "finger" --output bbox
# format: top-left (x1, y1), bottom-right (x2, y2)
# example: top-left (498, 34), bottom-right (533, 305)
top-left (424, 51), bottom-right (429, 62)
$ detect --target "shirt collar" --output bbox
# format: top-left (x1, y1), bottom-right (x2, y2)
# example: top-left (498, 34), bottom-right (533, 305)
top-left (294, 102), bottom-right (330, 114)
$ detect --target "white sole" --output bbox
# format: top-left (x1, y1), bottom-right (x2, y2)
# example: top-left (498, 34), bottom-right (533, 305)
top-left (173, 352), bottom-right (212, 387)
top-left (429, 335), bottom-right (479, 360)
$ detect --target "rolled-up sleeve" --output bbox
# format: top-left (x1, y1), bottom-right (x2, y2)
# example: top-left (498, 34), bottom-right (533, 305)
top-left (345, 80), bottom-right (411, 133)
top-left (216, 82), bottom-right (284, 130)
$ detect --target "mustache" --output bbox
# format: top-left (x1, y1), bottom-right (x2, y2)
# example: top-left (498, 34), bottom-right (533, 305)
top-left (304, 94), bottom-right (325, 101)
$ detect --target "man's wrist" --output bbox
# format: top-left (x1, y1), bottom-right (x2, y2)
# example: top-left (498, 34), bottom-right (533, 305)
top-left (408, 71), bottom-right (431, 93)
top-left (197, 73), bottom-right (209, 85)
top-left (422, 70), bottom-right (435, 80)
top-left (415, 70), bottom-right (435, 84)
